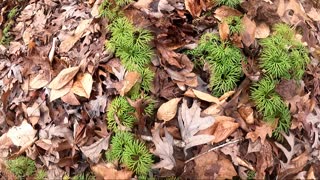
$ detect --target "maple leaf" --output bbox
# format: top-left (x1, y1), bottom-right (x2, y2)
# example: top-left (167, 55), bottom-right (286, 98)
top-left (178, 99), bottom-right (215, 155)
top-left (152, 124), bottom-right (175, 170)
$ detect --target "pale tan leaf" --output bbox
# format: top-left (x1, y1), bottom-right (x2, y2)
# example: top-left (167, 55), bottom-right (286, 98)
top-left (307, 7), bottom-right (320, 21)
top-left (202, 104), bottom-right (223, 116)
top-left (178, 99), bottom-right (215, 154)
top-left (157, 98), bottom-right (181, 121)
top-left (152, 124), bottom-right (175, 170)
top-left (29, 71), bottom-right (50, 89)
top-left (255, 22), bottom-right (270, 39)
top-left (91, 163), bottom-right (133, 180)
top-left (80, 135), bottom-right (110, 163)
top-left (71, 73), bottom-right (93, 98)
top-left (219, 21), bottom-right (230, 41)
top-left (218, 90), bottom-right (235, 101)
top-left (241, 15), bottom-right (256, 47)
top-left (48, 66), bottom-right (79, 89)
top-left (50, 80), bottom-right (73, 102)
top-left (7, 121), bottom-right (37, 147)
top-left (119, 71), bottom-right (141, 96)
top-left (192, 89), bottom-right (220, 104)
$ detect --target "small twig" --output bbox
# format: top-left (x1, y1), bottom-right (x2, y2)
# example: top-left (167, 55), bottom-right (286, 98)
top-left (185, 138), bottom-right (243, 164)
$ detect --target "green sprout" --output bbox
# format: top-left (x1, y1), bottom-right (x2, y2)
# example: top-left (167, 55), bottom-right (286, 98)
top-left (72, 173), bottom-right (95, 180)
top-left (225, 16), bottom-right (243, 35)
top-left (215, 0), bottom-right (241, 8)
top-left (35, 169), bottom-right (47, 180)
top-left (106, 131), bottom-right (134, 162)
top-left (107, 96), bottom-right (136, 131)
top-left (6, 156), bottom-right (36, 178)
top-left (188, 33), bottom-right (243, 96)
top-left (123, 139), bottom-right (153, 176)
top-left (247, 170), bottom-right (256, 180)
top-left (99, 0), bottom-right (132, 20)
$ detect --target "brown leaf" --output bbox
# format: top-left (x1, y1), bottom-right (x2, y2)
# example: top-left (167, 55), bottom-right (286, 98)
top-left (157, 98), bottom-right (181, 121)
top-left (91, 163), bottom-right (133, 180)
top-left (119, 71), bottom-right (141, 96)
top-left (80, 135), bottom-right (110, 163)
top-left (214, 6), bottom-right (242, 21)
top-left (255, 22), bottom-right (270, 39)
top-left (71, 73), bottom-right (93, 98)
top-left (48, 66), bottom-right (80, 90)
top-left (238, 106), bottom-right (254, 124)
top-left (184, 89), bottom-right (220, 104)
top-left (50, 80), bottom-right (73, 102)
top-left (59, 19), bottom-right (93, 52)
top-left (219, 21), bottom-right (230, 41)
top-left (185, 0), bottom-right (202, 17)
top-left (61, 91), bottom-right (81, 105)
top-left (241, 15), bottom-right (256, 47)
top-left (307, 7), bottom-right (320, 21)
top-left (246, 123), bottom-right (273, 144)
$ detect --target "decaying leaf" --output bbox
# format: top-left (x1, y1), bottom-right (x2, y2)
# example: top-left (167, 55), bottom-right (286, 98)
top-left (238, 106), bottom-right (254, 124)
top-left (246, 122), bottom-right (273, 144)
top-left (184, 89), bottom-right (220, 104)
top-left (119, 71), bottom-right (141, 96)
top-left (71, 73), bottom-right (93, 98)
top-left (48, 66), bottom-right (80, 90)
top-left (91, 163), bottom-right (133, 179)
top-left (219, 21), bottom-right (230, 41)
top-left (50, 80), bottom-right (73, 102)
top-left (29, 71), bottom-right (50, 89)
top-left (255, 22), bottom-right (270, 39)
top-left (178, 99), bottom-right (215, 154)
top-left (157, 98), bottom-right (181, 122)
top-left (241, 15), bottom-right (256, 47)
top-left (80, 134), bottom-right (110, 163)
top-left (214, 6), bottom-right (242, 21)
top-left (152, 124), bottom-right (175, 170)
top-left (7, 120), bottom-right (37, 147)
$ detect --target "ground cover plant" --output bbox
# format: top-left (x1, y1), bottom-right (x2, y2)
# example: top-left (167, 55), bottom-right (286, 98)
top-left (0, 0), bottom-right (320, 179)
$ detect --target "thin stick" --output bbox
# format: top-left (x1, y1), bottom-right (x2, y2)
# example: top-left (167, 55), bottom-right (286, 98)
top-left (185, 138), bottom-right (243, 164)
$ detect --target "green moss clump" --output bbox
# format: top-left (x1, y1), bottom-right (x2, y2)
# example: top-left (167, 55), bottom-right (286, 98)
top-left (35, 169), bottom-right (47, 180)
top-left (7, 156), bottom-right (36, 178)
top-left (251, 24), bottom-right (309, 138)
top-left (215, 0), bottom-right (241, 7)
top-left (99, 0), bottom-right (133, 20)
top-left (189, 33), bottom-right (244, 96)
top-left (107, 96), bottom-right (136, 131)
top-left (72, 173), bottom-right (95, 180)
top-left (225, 16), bottom-right (243, 35)
top-left (106, 132), bottom-right (153, 176)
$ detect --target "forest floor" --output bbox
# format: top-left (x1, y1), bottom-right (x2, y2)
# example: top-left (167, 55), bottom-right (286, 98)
top-left (1, 0), bottom-right (320, 179)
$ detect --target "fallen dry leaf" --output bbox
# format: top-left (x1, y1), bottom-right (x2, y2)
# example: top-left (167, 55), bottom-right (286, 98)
top-left (219, 21), bottom-right (230, 41)
top-left (241, 15), bottom-right (256, 47)
top-left (178, 99), bottom-right (215, 154)
top-left (29, 71), bottom-right (50, 89)
top-left (91, 163), bottom-right (133, 179)
top-left (246, 122), bottom-right (273, 144)
top-left (152, 124), bottom-right (175, 170)
top-left (157, 98), bottom-right (181, 122)
top-left (59, 18), bottom-right (93, 52)
top-left (71, 73), bottom-right (93, 98)
top-left (214, 6), bottom-right (242, 21)
top-left (61, 91), bottom-right (81, 105)
top-left (184, 89), bottom-right (220, 104)
top-left (255, 22), bottom-right (270, 39)
top-left (307, 7), bottom-right (320, 21)
top-left (80, 135), bottom-right (110, 163)
top-left (7, 120), bottom-right (37, 147)
top-left (48, 66), bottom-right (80, 90)
top-left (119, 71), bottom-right (141, 96)
top-left (50, 80), bottom-right (73, 102)
top-left (238, 106), bottom-right (254, 124)
top-left (185, 0), bottom-right (202, 17)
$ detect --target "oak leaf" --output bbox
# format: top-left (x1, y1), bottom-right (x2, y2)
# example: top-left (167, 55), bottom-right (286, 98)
top-left (178, 99), bottom-right (215, 155)
top-left (246, 122), bottom-right (273, 144)
top-left (152, 124), bottom-right (175, 170)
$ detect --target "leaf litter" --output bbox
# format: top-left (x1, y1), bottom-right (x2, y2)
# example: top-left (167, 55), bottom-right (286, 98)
top-left (0, 0), bottom-right (320, 179)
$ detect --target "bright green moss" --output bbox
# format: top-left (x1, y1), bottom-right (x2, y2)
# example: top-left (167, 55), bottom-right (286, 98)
top-left (225, 16), bottom-right (243, 34)
top-left (188, 33), bottom-right (243, 96)
top-left (106, 131), bottom-right (134, 162)
top-left (215, 0), bottom-right (241, 7)
top-left (7, 156), bottom-right (36, 178)
top-left (107, 96), bottom-right (136, 131)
